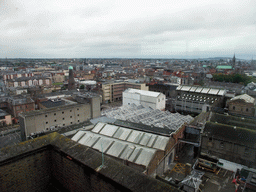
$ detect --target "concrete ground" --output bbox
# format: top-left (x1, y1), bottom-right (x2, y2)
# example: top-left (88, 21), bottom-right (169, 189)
top-left (163, 144), bottom-right (238, 192)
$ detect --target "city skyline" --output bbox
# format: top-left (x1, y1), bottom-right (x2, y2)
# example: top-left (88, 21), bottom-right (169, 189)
top-left (1, 0), bottom-right (256, 59)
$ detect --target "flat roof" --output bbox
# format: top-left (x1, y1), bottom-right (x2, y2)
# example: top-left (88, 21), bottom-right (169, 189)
top-left (125, 88), bottom-right (160, 97)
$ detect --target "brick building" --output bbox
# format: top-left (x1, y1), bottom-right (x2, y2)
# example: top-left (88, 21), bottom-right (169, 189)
top-left (227, 94), bottom-right (256, 117)
top-left (102, 81), bottom-right (148, 103)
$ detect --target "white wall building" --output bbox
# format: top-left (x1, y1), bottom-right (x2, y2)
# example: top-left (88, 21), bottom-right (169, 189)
top-left (123, 88), bottom-right (166, 110)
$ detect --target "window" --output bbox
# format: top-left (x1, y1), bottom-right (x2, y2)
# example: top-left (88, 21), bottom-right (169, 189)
top-left (220, 142), bottom-right (224, 149)
top-left (77, 108), bottom-right (79, 110)
top-left (246, 108), bottom-right (249, 112)
top-left (45, 115), bottom-right (47, 117)
top-left (63, 124), bottom-right (65, 126)
top-left (46, 122), bottom-right (48, 124)
top-left (233, 106), bottom-right (235, 110)
top-left (77, 114), bottom-right (79, 116)
top-left (54, 113), bottom-right (56, 116)
top-left (62, 112), bottom-right (64, 114)
top-left (70, 122), bottom-right (73, 124)
top-left (244, 148), bottom-right (250, 156)
top-left (63, 118), bottom-right (65, 120)
top-left (158, 99), bottom-right (160, 102)
top-left (78, 120), bottom-right (80, 122)
top-left (54, 120), bottom-right (56, 122)
top-left (209, 137), bottom-right (212, 142)
top-left (70, 116), bottom-right (72, 118)
top-left (70, 110), bottom-right (72, 112)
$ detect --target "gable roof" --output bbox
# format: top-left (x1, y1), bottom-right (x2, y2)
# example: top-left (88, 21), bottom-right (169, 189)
top-left (229, 94), bottom-right (255, 104)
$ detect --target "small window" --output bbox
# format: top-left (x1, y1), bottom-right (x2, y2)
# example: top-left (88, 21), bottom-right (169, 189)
top-left (45, 115), bottom-right (47, 117)
top-left (220, 142), bottom-right (224, 149)
top-left (70, 110), bottom-right (72, 112)
top-left (54, 120), bottom-right (56, 122)
top-left (70, 122), bottom-right (73, 124)
top-left (77, 108), bottom-right (79, 110)
top-left (209, 137), bottom-right (213, 142)
top-left (62, 112), bottom-right (64, 114)
top-left (70, 116), bottom-right (72, 118)
top-left (158, 99), bottom-right (160, 102)
top-left (46, 122), bottom-right (48, 124)
top-left (63, 118), bottom-right (65, 120)
top-left (54, 113), bottom-right (56, 116)
top-left (63, 124), bottom-right (65, 126)
top-left (55, 126), bottom-right (57, 128)
top-left (233, 106), bottom-right (235, 110)
top-left (77, 114), bottom-right (79, 116)
top-left (78, 120), bottom-right (80, 122)
top-left (246, 108), bottom-right (249, 112)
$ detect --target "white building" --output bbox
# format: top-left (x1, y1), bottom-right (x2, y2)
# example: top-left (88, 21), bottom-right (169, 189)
top-left (123, 88), bottom-right (166, 110)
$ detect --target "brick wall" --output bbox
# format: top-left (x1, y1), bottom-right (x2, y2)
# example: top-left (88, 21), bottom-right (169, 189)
top-left (0, 148), bottom-right (51, 192)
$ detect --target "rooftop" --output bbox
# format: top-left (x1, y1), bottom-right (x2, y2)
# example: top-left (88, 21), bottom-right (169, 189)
top-left (124, 88), bottom-right (161, 97)
top-left (230, 94), bottom-right (255, 104)
top-left (0, 132), bottom-right (180, 192)
top-left (102, 104), bottom-right (193, 131)
top-left (72, 122), bottom-right (171, 168)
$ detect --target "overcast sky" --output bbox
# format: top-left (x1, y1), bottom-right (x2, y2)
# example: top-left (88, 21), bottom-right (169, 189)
top-left (1, 0), bottom-right (255, 59)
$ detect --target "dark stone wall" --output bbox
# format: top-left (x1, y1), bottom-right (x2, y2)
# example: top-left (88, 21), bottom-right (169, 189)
top-left (0, 133), bottom-right (181, 192)
top-left (0, 148), bottom-right (51, 192)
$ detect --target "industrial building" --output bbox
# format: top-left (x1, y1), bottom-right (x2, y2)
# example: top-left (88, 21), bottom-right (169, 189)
top-left (72, 122), bottom-right (175, 175)
top-left (175, 85), bottom-right (226, 114)
top-left (101, 81), bottom-right (148, 103)
top-left (19, 93), bottom-right (101, 141)
top-left (102, 104), bottom-right (193, 131)
top-left (123, 88), bottom-right (166, 110)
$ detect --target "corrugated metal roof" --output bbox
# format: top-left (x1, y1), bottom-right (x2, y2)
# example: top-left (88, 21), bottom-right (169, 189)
top-left (71, 122), bottom-right (171, 167)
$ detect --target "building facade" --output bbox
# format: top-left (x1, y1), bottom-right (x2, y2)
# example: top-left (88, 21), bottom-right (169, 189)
top-left (175, 85), bottom-right (226, 114)
top-left (123, 88), bottom-right (166, 110)
top-left (227, 94), bottom-right (256, 117)
top-left (102, 81), bottom-right (148, 103)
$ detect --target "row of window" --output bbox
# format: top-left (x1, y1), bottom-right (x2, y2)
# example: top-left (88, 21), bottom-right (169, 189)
top-left (232, 106), bottom-right (249, 112)
top-left (45, 120), bottom-right (80, 129)
top-left (45, 109), bottom-right (80, 117)
top-left (45, 115), bottom-right (80, 123)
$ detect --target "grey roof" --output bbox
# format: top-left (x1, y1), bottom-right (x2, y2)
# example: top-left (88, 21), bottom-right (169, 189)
top-left (40, 100), bottom-right (66, 108)
top-left (102, 104), bottom-right (193, 131)
top-left (71, 122), bottom-right (171, 167)
top-left (177, 85), bottom-right (226, 96)
top-left (230, 94), bottom-right (255, 104)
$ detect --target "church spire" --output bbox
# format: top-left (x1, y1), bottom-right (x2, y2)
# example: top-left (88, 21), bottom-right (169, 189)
top-left (232, 53), bottom-right (236, 67)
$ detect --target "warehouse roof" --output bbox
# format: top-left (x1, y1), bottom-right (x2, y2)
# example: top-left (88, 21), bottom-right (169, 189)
top-left (102, 104), bottom-right (193, 131)
top-left (177, 85), bottom-right (226, 96)
top-left (72, 122), bottom-right (171, 167)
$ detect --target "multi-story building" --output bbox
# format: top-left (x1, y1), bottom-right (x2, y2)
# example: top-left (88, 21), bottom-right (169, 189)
top-left (2, 71), bottom-right (34, 81)
top-left (8, 95), bottom-right (35, 118)
top-left (5, 76), bottom-right (51, 88)
top-left (123, 88), bottom-right (166, 110)
top-left (175, 85), bottom-right (226, 114)
top-left (19, 93), bottom-right (101, 141)
top-left (102, 81), bottom-right (148, 103)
